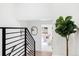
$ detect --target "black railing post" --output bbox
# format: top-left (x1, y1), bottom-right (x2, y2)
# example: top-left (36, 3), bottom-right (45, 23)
top-left (34, 41), bottom-right (36, 56)
top-left (24, 28), bottom-right (27, 56)
top-left (2, 28), bottom-right (6, 56)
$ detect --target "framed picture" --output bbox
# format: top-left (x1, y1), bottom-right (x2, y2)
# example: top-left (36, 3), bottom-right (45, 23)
top-left (41, 24), bottom-right (53, 43)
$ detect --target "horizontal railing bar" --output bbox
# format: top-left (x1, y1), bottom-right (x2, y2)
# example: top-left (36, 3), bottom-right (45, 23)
top-left (0, 27), bottom-right (28, 29)
top-left (27, 50), bottom-right (34, 54)
top-left (6, 38), bottom-right (24, 45)
top-left (6, 31), bottom-right (24, 34)
top-left (6, 34), bottom-right (25, 40)
top-left (26, 35), bottom-right (35, 44)
top-left (27, 52), bottom-right (33, 56)
top-left (27, 46), bottom-right (33, 51)
top-left (26, 30), bottom-right (35, 42)
top-left (10, 44), bottom-right (24, 53)
top-left (26, 35), bottom-right (34, 41)
top-left (27, 42), bottom-right (34, 49)
top-left (26, 36), bottom-right (34, 44)
top-left (6, 45), bottom-right (17, 56)
top-left (27, 51), bottom-right (34, 56)
top-left (27, 45), bottom-right (34, 50)
top-left (27, 47), bottom-right (34, 55)
top-left (12, 47), bottom-right (24, 56)
top-left (27, 40), bottom-right (34, 46)
top-left (27, 42), bottom-right (34, 48)
top-left (27, 48), bottom-right (34, 54)
top-left (27, 44), bottom-right (34, 48)
top-left (26, 36), bottom-right (35, 45)
top-left (6, 46), bottom-right (24, 56)
top-left (18, 51), bottom-right (24, 56)
top-left (6, 43), bottom-right (24, 55)
top-left (22, 54), bottom-right (24, 56)
top-left (26, 53), bottom-right (31, 56)
top-left (6, 41), bottom-right (24, 50)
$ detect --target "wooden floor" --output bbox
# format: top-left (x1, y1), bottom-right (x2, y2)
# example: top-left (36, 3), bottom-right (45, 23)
top-left (36, 51), bottom-right (52, 56)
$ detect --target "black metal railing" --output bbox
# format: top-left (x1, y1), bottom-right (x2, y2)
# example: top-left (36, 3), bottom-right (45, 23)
top-left (0, 27), bottom-right (35, 56)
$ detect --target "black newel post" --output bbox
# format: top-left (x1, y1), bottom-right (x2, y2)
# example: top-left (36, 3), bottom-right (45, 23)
top-left (24, 28), bottom-right (27, 56)
top-left (34, 41), bottom-right (36, 56)
top-left (2, 28), bottom-right (6, 56)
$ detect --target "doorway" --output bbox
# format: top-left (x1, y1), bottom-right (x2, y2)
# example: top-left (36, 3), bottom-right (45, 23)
top-left (41, 24), bottom-right (53, 56)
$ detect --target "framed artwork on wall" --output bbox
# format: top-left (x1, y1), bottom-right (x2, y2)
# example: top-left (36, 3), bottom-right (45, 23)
top-left (41, 24), bottom-right (53, 44)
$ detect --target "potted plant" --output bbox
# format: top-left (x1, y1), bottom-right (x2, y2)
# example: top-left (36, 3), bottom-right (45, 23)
top-left (55, 16), bottom-right (77, 56)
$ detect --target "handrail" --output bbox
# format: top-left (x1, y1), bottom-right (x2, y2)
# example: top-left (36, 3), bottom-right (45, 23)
top-left (0, 27), bottom-right (35, 56)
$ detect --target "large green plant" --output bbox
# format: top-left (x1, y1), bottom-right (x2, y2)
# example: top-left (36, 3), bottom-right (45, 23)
top-left (55, 16), bottom-right (77, 56)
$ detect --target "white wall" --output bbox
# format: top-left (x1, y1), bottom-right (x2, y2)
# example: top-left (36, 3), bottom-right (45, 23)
top-left (16, 3), bottom-right (79, 56)
top-left (15, 3), bottom-right (53, 20)
top-left (74, 30), bottom-right (79, 56)
top-left (0, 4), bottom-right (20, 27)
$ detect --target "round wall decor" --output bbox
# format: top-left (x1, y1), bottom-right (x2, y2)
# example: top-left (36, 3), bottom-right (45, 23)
top-left (31, 26), bottom-right (38, 36)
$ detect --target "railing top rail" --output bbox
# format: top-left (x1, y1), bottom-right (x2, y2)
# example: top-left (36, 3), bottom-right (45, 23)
top-left (0, 27), bottom-right (28, 29)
